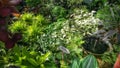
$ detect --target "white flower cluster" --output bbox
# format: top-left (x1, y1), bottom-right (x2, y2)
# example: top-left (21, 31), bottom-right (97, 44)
top-left (74, 10), bottom-right (98, 25)
top-left (39, 9), bottom-right (100, 52)
top-left (50, 9), bottom-right (100, 45)
top-left (72, 9), bottom-right (100, 35)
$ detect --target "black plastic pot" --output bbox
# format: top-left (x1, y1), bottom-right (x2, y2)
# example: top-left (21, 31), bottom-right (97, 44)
top-left (82, 36), bottom-right (109, 54)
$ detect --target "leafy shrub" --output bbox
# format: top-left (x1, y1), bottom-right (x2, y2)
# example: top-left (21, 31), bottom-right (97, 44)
top-left (101, 45), bottom-right (120, 64)
top-left (96, 5), bottom-right (120, 29)
top-left (0, 45), bottom-right (51, 68)
top-left (25, 0), bottom-right (41, 7)
top-left (52, 6), bottom-right (67, 21)
top-left (83, 0), bottom-right (108, 11)
top-left (53, 0), bottom-right (83, 9)
top-left (70, 8), bottom-right (99, 35)
top-left (9, 13), bottom-right (45, 44)
top-left (35, 8), bottom-right (99, 60)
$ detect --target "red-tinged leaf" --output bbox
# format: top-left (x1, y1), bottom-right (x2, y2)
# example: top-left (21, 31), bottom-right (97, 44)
top-left (12, 13), bottom-right (20, 17)
top-left (12, 33), bottom-right (22, 41)
top-left (10, 6), bottom-right (20, 17)
top-left (0, 26), bottom-right (7, 31)
top-left (0, 7), bottom-right (11, 17)
top-left (5, 39), bottom-right (15, 49)
top-left (0, 0), bottom-right (9, 7)
top-left (0, 19), bottom-right (6, 25)
top-left (0, 31), bottom-right (9, 42)
top-left (0, 1), bottom-right (3, 8)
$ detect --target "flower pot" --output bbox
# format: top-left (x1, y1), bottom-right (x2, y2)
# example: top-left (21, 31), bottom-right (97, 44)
top-left (82, 36), bottom-right (109, 55)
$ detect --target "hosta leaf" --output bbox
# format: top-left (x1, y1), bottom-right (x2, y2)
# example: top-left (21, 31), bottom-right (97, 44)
top-left (81, 55), bottom-right (98, 68)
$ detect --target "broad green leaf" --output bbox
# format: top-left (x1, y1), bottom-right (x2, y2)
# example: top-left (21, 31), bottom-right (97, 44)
top-left (30, 51), bottom-right (37, 56)
top-left (27, 58), bottom-right (38, 66)
top-left (60, 60), bottom-right (68, 68)
top-left (37, 52), bottom-right (51, 64)
top-left (71, 59), bottom-right (79, 68)
top-left (81, 55), bottom-right (98, 68)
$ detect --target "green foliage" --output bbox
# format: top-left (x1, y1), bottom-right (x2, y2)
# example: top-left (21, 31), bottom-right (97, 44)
top-left (83, 0), bottom-right (108, 11)
top-left (1, 1), bottom-right (119, 68)
top-left (81, 55), bottom-right (98, 68)
top-left (60, 60), bottom-right (68, 68)
top-left (0, 45), bottom-right (51, 68)
top-left (35, 9), bottom-right (99, 63)
top-left (52, 6), bottom-right (67, 20)
top-left (71, 55), bottom-right (98, 68)
top-left (9, 13), bottom-right (45, 43)
top-left (36, 18), bottom-right (67, 52)
top-left (96, 5), bottom-right (120, 28)
top-left (70, 8), bottom-right (99, 35)
top-left (53, 0), bottom-right (83, 9)
top-left (68, 0), bottom-right (83, 5)
top-left (25, 0), bottom-right (41, 7)
top-left (71, 59), bottom-right (81, 68)
top-left (67, 35), bottom-right (84, 54)
top-left (101, 44), bottom-right (120, 64)
top-left (101, 52), bottom-right (117, 64)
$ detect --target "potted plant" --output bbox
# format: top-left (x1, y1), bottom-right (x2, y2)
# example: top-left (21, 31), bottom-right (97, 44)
top-left (96, 4), bottom-right (120, 43)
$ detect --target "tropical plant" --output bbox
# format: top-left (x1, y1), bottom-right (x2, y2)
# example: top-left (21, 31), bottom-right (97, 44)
top-left (83, 0), bottom-right (108, 11)
top-left (0, 0), bottom-right (22, 49)
top-left (96, 4), bottom-right (120, 29)
top-left (96, 4), bottom-right (120, 44)
top-left (51, 6), bottom-right (67, 21)
top-left (71, 54), bottom-right (98, 68)
top-left (101, 44), bottom-right (120, 64)
top-left (35, 8), bottom-right (99, 58)
top-left (25, 0), bottom-right (41, 8)
top-left (0, 45), bottom-right (51, 68)
top-left (9, 13), bottom-right (45, 44)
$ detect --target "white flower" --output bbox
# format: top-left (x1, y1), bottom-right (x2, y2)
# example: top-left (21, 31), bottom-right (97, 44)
top-left (91, 10), bottom-right (96, 13)
top-left (61, 29), bottom-right (64, 34)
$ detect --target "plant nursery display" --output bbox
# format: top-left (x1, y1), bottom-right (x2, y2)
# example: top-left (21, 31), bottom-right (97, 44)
top-left (0, 0), bottom-right (120, 68)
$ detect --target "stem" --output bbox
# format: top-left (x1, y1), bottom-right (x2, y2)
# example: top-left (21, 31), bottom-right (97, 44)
top-left (62, 52), bottom-right (64, 60)
top-left (92, 39), bottom-right (98, 51)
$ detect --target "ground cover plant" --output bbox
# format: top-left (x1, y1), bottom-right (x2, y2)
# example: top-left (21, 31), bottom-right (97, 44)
top-left (0, 0), bottom-right (120, 68)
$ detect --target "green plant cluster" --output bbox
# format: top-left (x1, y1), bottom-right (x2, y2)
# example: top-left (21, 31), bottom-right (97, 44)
top-left (96, 4), bottom-right (120, 29)
top-left (25, 0), bottom-right (41, 7)
top-left (71, 55), bottom-right (98, 68)
top-left (9, 13), bottom-right (45, 43)
top-left (0, 0), bottom-right (120, 68)
top-left (0, 45), bottom-right (51, 68)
